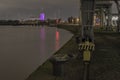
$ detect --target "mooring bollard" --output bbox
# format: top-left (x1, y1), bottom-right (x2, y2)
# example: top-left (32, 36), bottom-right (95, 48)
top-left (50, 54), bottom-right (69, 77)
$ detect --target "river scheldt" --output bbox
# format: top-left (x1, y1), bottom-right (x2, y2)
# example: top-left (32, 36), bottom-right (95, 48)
top-left (0, 26), bottom-right (73, 80)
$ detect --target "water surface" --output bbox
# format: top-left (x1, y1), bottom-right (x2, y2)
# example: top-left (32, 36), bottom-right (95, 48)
top-left (0, 26), bottom-right (73, 80)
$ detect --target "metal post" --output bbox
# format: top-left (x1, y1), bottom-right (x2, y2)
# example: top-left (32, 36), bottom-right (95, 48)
top-left (80, 0), bottom-right (96, 80)
top-left (83, 62), bottom-right (89, 80)
top-left (107, 6), bottom-right (112, 30)
top-left (50, 54), bottom-right (68, 77)
top-left (81, 0), bottom-right (95, 42)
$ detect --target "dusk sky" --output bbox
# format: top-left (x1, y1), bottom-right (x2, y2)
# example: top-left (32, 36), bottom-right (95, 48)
top-left (0, 0), bottom-right (118, 20)
top-left (0, 0), bottom-right (79, 20)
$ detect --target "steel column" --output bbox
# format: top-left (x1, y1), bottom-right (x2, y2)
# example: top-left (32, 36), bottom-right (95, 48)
top-left (81, 0), bottom-right (96, 42)
top-left (80, 0), bottom-right (96, 80)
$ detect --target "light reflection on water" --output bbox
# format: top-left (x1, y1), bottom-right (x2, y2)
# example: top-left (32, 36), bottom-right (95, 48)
top-left (39, 27), bottom-right (60, 64)
top-left (0, 26), bottom-right (73, 80)
top-left (40, 27), bottom-right (46, 40)
top-left (55, 28), bottom-right (60, 50)
top-left (40, 27), bottom-right (60, 54)
top-left (40, 27), bottom-right (46, 63)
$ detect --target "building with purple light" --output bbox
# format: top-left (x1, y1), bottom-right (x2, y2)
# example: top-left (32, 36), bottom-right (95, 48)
top-left (39, 13), bottom-right (45, 21)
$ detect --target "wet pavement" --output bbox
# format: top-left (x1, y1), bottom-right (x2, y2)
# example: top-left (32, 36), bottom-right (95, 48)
top-left (26, 32), bottom-right (120, 80)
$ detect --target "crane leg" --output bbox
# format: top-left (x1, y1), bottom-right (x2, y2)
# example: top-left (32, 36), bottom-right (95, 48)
top-left (80, 0), bottom-right (96, 80)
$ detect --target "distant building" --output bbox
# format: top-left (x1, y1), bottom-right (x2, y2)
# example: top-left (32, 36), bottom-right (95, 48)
top-left (39, 13), bottom-right (45, 21)
top-left (68, 16), bottom-right (80, 24)
top-left (47, 18), bottom-right (62, 24)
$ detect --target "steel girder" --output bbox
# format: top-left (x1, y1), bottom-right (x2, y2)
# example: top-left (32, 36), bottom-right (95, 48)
top-left (80, 0), bottom-right (96, 42)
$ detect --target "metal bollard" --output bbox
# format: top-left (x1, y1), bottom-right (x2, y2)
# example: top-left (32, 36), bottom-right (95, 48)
top-left (50, 54), bottom-right (68, 76)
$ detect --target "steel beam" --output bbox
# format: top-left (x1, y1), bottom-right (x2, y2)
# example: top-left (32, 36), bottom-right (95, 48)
top-left (80, 1), bottom-right (96, 80)
top-left (80, 0), bottom-right (96, 42)
top-left (114, 0), bottom-right (120, 32)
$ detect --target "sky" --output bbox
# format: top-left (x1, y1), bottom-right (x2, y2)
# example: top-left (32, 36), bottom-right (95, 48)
top-left (0, 0), bottom-right (80, 20)
top-left (0, 0), bottom-right (119, 20)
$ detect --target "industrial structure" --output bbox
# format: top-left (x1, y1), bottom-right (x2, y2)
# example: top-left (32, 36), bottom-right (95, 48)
top-left (79, 0), bottom-right (120, 80)
top-left (94, 1), bottom-right (120, 31)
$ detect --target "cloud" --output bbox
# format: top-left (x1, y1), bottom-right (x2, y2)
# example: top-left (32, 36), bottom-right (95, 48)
top-left (0, 0), bottom-right (80, 19)
top-left (1, 0), bottom-right (118, 20)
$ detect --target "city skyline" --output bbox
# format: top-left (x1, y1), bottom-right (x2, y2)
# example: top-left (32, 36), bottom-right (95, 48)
top-left (0, 0), bottom-right (119, 20)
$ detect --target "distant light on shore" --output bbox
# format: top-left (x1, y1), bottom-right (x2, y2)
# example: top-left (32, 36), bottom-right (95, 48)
top-left (39, 13), bottom-right (45, 21)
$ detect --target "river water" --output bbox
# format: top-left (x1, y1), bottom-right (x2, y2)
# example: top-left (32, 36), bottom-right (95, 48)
top-left (0, 26), bottom-right (73, 80)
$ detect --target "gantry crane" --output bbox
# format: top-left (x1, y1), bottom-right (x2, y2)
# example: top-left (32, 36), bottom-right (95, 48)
top-left (79, 0), bottom-right (119, 80)
top-left (114, 0), bottom-right (120, 32)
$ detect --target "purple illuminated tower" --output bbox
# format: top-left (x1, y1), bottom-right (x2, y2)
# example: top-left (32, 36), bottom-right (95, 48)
top-left (39, 13), bottom-right (45, 21)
